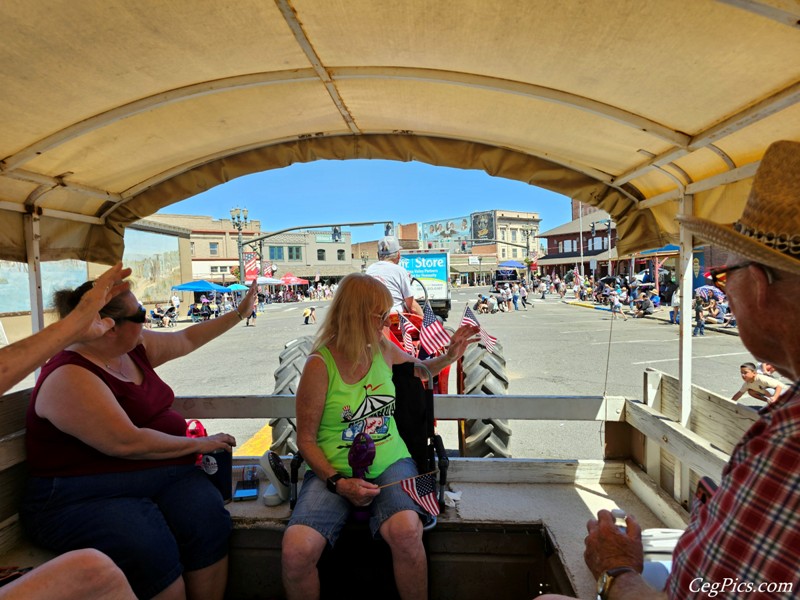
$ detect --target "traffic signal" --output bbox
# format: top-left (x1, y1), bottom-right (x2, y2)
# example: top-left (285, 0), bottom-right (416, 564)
top-left (461, 241), bottom-right (467, 252)
top-left (428, 242), bottom-right (433, 249)
top-left (590, 223), bottom-right (596, 236)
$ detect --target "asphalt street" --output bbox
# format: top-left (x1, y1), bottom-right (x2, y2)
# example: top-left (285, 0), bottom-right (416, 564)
top-left (147, 287), bottom-right (766, 460)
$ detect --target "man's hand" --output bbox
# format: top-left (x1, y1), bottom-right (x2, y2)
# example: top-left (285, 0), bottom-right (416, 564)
top-left (72, 263), bottom-right (132, 343)
top-left (584, 509), bottom-right (644, 579)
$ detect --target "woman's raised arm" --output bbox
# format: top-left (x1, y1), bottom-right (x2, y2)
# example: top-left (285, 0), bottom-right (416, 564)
top-left (142, 282), bottom-right (258, 368)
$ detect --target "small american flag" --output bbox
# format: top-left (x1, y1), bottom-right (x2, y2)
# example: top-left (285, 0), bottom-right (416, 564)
top-left (399, 314), bottom-right (417, 355)
top-left (400, 472), bottom-right (440, 516)
top-left (418, 302), bottom-right (450, 355)
top-left (461, 305), bottom-right (497, 353)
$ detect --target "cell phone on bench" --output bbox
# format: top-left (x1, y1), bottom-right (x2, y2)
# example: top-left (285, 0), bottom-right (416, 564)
top-left (233, 478), bottom-right (259, 501)
top-left (695, 476), bottom-right (718, 505)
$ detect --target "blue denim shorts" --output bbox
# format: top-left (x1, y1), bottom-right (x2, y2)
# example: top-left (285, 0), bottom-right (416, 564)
top-left (288, 457), bottom-right (425, 546)
top-left (20, 465), bottom-right (231, 599)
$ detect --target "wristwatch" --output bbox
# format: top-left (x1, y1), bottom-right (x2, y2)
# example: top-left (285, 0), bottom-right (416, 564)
top-left (596, 567), bottom-right (637, 599)
top-left (326, 473), bottom-right (345, 494)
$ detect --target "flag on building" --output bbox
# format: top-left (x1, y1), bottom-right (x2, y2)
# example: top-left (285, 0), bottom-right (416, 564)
top-left (400, 472), bottom-right (440, 516)
top-left (460, 305), bottom-right (497, 353)
top-left (399, 314), bottom-right (417, 355)
top-left (419, 302), bottom-right (450, 355)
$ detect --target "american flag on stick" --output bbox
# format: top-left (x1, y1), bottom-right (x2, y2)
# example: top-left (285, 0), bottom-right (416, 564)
top-left (461, 305), bottom-right (497, 353)
top-left (399, 314), bottom-right (418, 356)
top-left (400, 472), bottom-right (440, 516)
top-left (418, 302), bottom-right (450, 355)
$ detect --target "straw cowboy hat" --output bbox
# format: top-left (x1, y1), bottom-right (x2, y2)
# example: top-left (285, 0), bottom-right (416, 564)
top-left (676, 140), bottom-right (800, 276)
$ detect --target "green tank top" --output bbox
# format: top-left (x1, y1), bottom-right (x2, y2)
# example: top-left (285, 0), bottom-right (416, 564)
top-left (316, 346), bottom-right (410, 478)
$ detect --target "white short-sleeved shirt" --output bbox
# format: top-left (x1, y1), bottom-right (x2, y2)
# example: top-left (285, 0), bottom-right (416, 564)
top-left (366, 260), bottom-right (415, 313)
top-left (738, 373), bottom-right (783, 397)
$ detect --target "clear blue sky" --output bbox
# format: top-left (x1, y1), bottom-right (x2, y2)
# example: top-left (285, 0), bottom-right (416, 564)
top-left (159, 159), bottom-right (572, 242)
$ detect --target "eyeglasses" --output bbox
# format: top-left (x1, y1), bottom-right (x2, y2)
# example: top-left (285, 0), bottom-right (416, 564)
top-left (374, 310), bottom-right (391, 322)
top-left (113, 305), bottom-right (147, 324)
top-left (708, 262), bottom-right (773, 290)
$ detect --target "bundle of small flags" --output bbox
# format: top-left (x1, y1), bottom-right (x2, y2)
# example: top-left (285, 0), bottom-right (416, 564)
top-left (418, 302), bottom-right (451, 355)
top-left (398, 314), bottom-right (418, 356)
top-left (460, 305), bottom-right (497, 353)
top-left (400, 472), bottom-right (440, 516)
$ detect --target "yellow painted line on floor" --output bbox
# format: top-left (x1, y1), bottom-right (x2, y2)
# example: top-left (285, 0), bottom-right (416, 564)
top-left (234, 423), bottom-right (272, 457)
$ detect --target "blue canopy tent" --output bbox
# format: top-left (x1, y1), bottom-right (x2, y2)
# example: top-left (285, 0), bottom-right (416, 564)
top-left (171, 280), bottom-right (229, 292)
top-left (227, 284), bottom-right (249, 291)
top-left (498, 260), bottom-right (525, 269)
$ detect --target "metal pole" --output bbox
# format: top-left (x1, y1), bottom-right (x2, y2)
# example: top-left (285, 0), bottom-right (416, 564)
top-left (237, 229), bottom-right (245, 285)
top-left (579, 208), bottom-right (585, 280)
top-left (607, 219), bottom-right (613, 277)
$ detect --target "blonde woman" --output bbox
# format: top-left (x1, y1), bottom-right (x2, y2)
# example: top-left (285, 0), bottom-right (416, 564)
top-left (282, 273), bottom-right (479, 600)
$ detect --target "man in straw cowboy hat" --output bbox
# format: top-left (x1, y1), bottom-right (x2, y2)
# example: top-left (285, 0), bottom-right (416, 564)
top-left (541, 140), bottom-right (800, 599)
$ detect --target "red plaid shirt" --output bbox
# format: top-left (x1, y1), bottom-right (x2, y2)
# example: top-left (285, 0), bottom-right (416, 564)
top-left (668, 381), bottom-right (800, 598)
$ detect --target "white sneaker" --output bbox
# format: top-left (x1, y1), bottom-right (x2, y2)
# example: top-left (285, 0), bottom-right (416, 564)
top-left (260, 451), bottom-right (289, 503)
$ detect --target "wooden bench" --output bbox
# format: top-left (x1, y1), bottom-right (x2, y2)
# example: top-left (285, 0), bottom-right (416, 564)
top-left (1, 389), bottom-right (695, 599)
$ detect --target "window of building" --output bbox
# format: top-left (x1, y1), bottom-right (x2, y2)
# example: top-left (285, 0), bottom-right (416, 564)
top-left (511, 230), bottom-right (517, 242)
top-left (219, 266), bottom-right (228, 273)
top-left (512, 248), bottom-right (518, 258)
top-left (501, 248), bottom-right (506, 258)
top-left (190, 241), bottom-right (195, 256)
top-left (269, 246), bottom-right (284, 261)
top-left (317, 249), bottom-right (326, 261)
top-left (337, 249), bottom-right (345, 261)
top-left (563, 240), bottom-right (573, 252)
top-left (210, 266), bottom-right (219, 273)
top-left (209, 242), bottom-right (218, 256)
top-left (288, 246), bottom-right (302, 261)
top-left (500, 229), bottom-right (506, 241)
top-left (558, 241), bottom-right (563, 253)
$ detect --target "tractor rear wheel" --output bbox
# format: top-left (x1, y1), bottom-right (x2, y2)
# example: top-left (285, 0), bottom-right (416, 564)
top-left (459, 341), bottom-right (511, 457)
top-left (270, 336), bottom-right (314, 454)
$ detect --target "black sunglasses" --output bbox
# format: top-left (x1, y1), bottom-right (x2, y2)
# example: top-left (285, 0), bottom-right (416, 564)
top-left (708, 262), bottom-right (773, 290)
top-left (113, 305), bottom-right (147, 324)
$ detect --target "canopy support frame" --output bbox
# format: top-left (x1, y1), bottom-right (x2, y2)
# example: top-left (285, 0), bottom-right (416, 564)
top-left (23, 208), bottom-right (45, 339)
top-left (676, 192), bottom-right (695, 508)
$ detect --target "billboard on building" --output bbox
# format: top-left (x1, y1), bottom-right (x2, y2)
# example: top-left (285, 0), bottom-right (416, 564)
top-left (420, 216), bottom-right (471, 245)
top-left (0, 228), bottom-right (181, 313)
top-left (120, 229), bottom-right (181, 304)
top-left (471, 211), bottom-right (496, 244)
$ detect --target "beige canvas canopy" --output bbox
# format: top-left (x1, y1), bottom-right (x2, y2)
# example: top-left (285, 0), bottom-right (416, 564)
top-left (1, 0), bottom-right (799, 265)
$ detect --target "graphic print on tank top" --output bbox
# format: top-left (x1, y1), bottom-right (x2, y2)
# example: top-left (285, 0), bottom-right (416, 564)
top-left (340, 383), bottom-right (395, 444)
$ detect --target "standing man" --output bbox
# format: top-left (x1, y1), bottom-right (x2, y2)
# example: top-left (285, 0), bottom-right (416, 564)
top-left (541, 140), bottom-right (800, 600)
top-left (366, 236), bottom-right (423, 317)
top-left (170, 292), bottom-right (181, 315)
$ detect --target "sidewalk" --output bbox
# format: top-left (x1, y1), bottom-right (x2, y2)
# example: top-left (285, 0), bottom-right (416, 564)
top-left (562, 299), bottom-right (740, 337)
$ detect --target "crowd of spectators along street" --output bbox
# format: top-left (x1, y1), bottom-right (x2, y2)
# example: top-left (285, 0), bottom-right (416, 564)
top-left (564, 270), bottom-right (738, 328)
top-left (181, 283), bottom-right (339, 324)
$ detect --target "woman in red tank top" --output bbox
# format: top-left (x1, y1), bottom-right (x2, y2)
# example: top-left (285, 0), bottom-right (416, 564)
top-left (22, 277), bottom-right (257, 600)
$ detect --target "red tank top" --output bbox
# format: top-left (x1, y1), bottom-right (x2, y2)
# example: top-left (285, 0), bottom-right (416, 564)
top-left (25, 344), bottom-right (194, 477)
